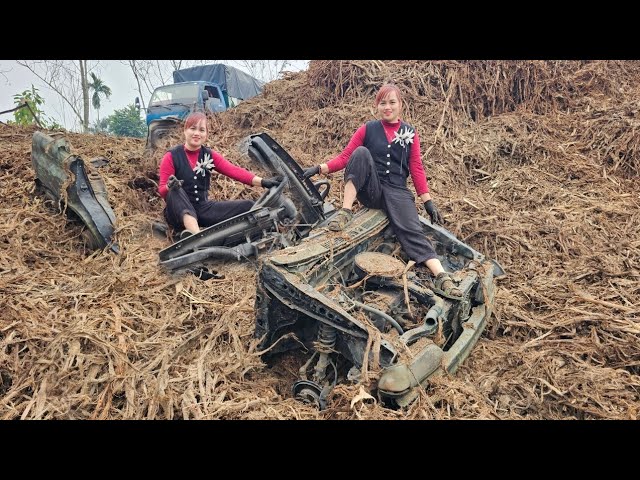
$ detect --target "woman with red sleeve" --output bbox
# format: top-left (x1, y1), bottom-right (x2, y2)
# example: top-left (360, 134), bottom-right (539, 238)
top-left (158, 112), bottom-right (281, 239)
top-left (302, 83), bottom-right (461, 298)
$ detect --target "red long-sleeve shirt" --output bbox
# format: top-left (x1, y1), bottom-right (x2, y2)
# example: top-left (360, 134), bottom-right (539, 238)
top-left (325, 120), bottom-right (430, 195)
top-left (158, 146), bottom-right (256, 199)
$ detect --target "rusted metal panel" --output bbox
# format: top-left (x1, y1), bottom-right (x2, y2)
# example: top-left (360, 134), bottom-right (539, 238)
top-left (31, 131), bottom-right (118, 253)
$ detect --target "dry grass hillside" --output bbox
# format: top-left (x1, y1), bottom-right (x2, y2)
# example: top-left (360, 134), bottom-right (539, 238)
top-left (1, 60), bottom-right (638, 419)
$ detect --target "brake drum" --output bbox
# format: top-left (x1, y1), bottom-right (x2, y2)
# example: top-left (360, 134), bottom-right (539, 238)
top-left (354, 252), bottom-right (406, 280)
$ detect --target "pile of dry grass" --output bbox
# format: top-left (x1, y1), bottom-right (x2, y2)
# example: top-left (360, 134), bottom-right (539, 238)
top-left (1, 60), bottom-right (638, 419)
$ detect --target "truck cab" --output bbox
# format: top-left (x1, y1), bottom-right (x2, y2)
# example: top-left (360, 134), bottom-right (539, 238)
top-left (145, 81), bottom-right (225, 149)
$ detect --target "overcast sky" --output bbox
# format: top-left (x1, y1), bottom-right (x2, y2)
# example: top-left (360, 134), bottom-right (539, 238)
top-left (0, 60), bottom-right (309, 130)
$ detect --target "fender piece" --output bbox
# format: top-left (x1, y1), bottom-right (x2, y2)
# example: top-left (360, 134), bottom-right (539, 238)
top-left (31, 131), bottom-right (119, 253)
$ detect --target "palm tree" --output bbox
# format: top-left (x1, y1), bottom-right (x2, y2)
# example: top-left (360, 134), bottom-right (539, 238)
top-left (88, 72), bottom-right (112, 128)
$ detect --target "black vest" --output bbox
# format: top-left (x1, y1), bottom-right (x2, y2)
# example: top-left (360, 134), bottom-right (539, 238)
top-left (363, 120), bottom-right (414, 186)
top-left (170, 145), bottom-right (213, 205)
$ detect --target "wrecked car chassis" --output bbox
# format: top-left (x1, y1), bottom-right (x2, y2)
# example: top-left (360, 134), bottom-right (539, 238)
top-left (255, 208), bottom-right (503, 409)
top-left (152, 131), bottom-right (503, 408)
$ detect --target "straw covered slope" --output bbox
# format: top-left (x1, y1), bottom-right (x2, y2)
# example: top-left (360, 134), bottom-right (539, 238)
top-left (1, 60), bottom-right (639, 419)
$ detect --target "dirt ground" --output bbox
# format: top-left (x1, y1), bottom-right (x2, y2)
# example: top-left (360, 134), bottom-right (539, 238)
top-left (1, 60), bottom-right (639, 419)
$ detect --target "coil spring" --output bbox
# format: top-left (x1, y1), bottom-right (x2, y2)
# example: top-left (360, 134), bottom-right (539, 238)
top-left (316, 323), bottom-right (336, 353)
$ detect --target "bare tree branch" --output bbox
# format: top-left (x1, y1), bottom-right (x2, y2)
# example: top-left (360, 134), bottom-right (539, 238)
top-left (16, 60), bottom-right (100, 132)
top-left (123, 61), bottom-right (192, 107)
top-left (234, 60), bottom-right (294, 82)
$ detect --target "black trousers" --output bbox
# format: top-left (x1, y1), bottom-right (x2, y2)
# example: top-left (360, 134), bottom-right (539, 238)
top-left (344, 146), bottom-right (437, 263)
top-left (163, 188), bottom-right (254, 231)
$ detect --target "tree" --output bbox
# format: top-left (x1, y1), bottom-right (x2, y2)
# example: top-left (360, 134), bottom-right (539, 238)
top-left (16, 60), bottom-right (100, 133)
top-left (105, 104), bottom-right (146, 138)
top-left (11, 85), bottom-right (46, 126)
top-left (88, 72), bottom-right (112, 124)
top-left (9, 85), bottom-right (62, 129)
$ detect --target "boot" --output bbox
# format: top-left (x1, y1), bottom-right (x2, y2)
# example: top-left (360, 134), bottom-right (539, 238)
top-left (434, 272), bottom-right (463, 299)
top-left (328, 208), bottom-right (354, 232)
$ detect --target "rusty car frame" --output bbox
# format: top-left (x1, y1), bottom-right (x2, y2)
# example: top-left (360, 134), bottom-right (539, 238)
top-left (254, 202), bottom-right (505, 409)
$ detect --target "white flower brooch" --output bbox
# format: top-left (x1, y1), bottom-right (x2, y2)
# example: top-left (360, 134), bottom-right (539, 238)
top-left (393, 127), bottom-right (415, 148)
top-left (194, 152), bottom-right (215, 176)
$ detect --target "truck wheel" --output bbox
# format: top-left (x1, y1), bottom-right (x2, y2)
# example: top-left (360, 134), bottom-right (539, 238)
top-left (148, 123), bottom-right (181, 151)
top-left (148, 125), bottom-right (165, 150)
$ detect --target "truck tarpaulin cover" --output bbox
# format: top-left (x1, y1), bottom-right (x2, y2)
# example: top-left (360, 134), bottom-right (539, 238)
top-left (173, 64), bottom-right (265, 100)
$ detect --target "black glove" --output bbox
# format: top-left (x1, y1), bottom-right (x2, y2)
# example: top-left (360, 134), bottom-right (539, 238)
top-left (167, 175), bottom-right (184, 191)
top-left (302, 165), bottom-right (320, 180)
top-left (424, 200), bottom-right (444, 225)
top-left (261, 175), bottom-right (283, 189)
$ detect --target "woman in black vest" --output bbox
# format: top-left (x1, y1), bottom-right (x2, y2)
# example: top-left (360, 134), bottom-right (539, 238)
top-left (302, 83), bottom-right (461, 298)
top-left (158, 112), bottom-right (281, 239)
